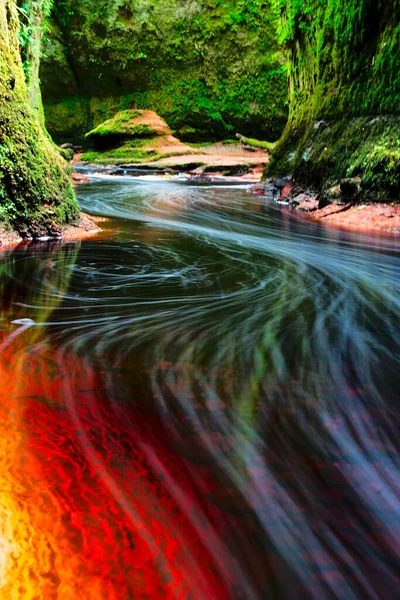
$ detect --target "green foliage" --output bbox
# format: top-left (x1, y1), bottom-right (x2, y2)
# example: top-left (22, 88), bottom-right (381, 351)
top-left (271, 0), bottom-right (400, 118)
top-left (44, 97), bottom-right (92, 144)
top-left (18, 1), bottom-right (54, 81)
top-left (81, 140), bottom-right (194, 164)
top-left (40, 0), bottom-right (288, 142)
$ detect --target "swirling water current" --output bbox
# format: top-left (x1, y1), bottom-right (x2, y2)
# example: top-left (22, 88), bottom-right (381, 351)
top-left (0, 175), bottom-right (400, 599)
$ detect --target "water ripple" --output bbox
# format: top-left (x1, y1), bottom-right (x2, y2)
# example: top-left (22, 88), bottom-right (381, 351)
top-left (0, 176), bottom-right (399, 598)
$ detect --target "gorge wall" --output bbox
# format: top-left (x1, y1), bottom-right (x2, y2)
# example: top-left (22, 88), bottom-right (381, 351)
top-left (39, 0), bottom-right (288, 144)
top-left (0, 0), bottom-right (78, 236)
top-left (268, 0), bottom-right (400, 200)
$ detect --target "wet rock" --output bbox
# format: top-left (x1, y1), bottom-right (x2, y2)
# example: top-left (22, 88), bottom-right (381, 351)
top-left (273, 176), bottom-right (293, 190)
top-left (313, 120), bottom-right (327, 130)
top-left (318, 194), bottom-right (332, 209)
top-left (71, 172), bottom-right (90, 185)
top-left (290, 193), bottom-right (319, 211)
top-left (291, 185), bottom-right (305, 197)
top-left (188, 175), bottom-right (213, 183)
top-left (327, 184), bottom-right (342, 199)
top-left (226, 165), bottom-right (251, 177)
top-left (108, 169), bottom-right (126, 176)
top-left (251, 180), bottom-right (280, 199)
top-left (61, 143), bottom-right (84, 154)
top-left (251, 182), bottom-right (268, 195)
top-left (340, 177), bottom-right (361, 198)
top-left (49, 224), bottom-right (63, 236)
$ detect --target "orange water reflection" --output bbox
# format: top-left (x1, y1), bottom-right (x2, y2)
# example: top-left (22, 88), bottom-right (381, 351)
top-left (0, 334), bottom-right (232, 599)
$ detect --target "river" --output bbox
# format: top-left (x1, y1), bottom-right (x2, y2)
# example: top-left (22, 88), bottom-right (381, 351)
top-left (0, 174), bottom-right (400, 599)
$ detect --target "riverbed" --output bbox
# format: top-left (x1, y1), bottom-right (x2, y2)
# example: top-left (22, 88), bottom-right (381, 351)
top-left (0, 175), bottom-right (399, 599)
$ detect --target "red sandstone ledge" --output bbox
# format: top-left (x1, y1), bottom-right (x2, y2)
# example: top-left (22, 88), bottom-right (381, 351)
top-left (0, 213), bottom-right (104, 250)
top-left (253, 179), bottom-right (400, 236)
top-left (296, 199), bottom-right (400, 236)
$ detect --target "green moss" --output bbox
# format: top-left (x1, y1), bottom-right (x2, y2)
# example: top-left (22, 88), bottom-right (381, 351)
top-left (187, 141), bottom-right (216, 148)
top-left (347, 120), bottom-right (400, 198)
top-left (86, 110), bottom-right (160, 142)
top-left (58, 146), bottom-right (74, 161)
top-left (0, 100), bottom-right (79, 234)
top-left (0, 0), bottom-right (78, 236)
top-left (40, 0), bottom-right (288, 143)
top-left (269, 116), bottom-right (400, 201)
top-left (236, 133), bottom-right (277, 151)
top-left (44, 98), bottom-right (92, 145)
top-left (80, 108), bottom-right (191, 163)
top-left (81, 137), bottom-right (194, 164)
top-left (81, 141), bottom-right (161, 164)
top-left (267, 0), bottom-right (400, 200)
top-left (271, 0), bottom-right (400, 119)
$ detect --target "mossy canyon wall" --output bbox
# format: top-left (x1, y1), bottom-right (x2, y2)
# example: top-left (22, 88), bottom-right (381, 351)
top-left (0, 0), bottom-right (78, 236)
top-left (2, 0), bottom-right (399, 233)
top-left (40, 0), bottom-right (288, 143)
top-left (268, 0), bottom-right (400, 200)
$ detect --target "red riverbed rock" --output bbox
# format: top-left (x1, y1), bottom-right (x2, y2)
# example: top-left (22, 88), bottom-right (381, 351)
top-left (255, 178), bottom-right (400, 236)
top-left (0, 213), bottom-right (104, 249)
top-left (71, 171), bottom-right (90, 185)
top-left (311, 202), bottom-right (400, 235)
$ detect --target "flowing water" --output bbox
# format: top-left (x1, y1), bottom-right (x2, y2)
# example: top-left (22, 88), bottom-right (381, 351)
top-left (1, 174), bottom-right (400, 599)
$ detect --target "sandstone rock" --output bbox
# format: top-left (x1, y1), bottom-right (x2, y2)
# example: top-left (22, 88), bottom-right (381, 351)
top-left (85, 110), bottom-right (172, 148)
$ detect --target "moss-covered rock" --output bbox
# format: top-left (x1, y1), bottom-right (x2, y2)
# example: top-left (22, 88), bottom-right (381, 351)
top-left (0, 0), bottom-right (78, 236)
top-left (270, 116), bottom-right (400, 200)
top-left (267, 0), bottom-right (400, 200)
top-left (40, 0), bottom-right (288, 144)
top-left (86, 109), bottom-right (168, 144)
top-left (82, 109), bottom-right (194, 164)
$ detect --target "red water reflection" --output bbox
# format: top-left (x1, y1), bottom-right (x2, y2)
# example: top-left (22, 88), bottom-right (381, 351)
top-left (0, 334), bottom-right (233, 599)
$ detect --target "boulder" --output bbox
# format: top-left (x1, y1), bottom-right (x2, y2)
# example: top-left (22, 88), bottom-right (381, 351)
top-left (85, 110), bottom-right (171, 149)
top-left (82, 109), bottom-right (194, 164)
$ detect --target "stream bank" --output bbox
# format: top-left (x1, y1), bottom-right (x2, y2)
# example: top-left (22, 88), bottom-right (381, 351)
top-left (72, 140), bottom-right (270, 182)
top-left (0, 212), bottom-right (102, 248)
top-left (253, 177), bottom-right (400, 236)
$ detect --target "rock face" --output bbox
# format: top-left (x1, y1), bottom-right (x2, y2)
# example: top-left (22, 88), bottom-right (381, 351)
top-left (0, 0), bottom-right (78, 237)
top-left (39, 0), bottom-right (288, 144)
top-left (267, 0), bottom-right (400, 200)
